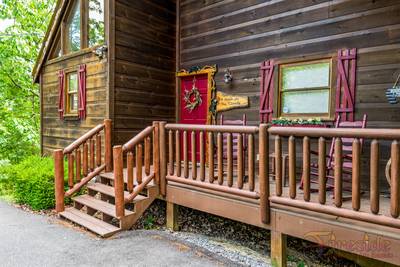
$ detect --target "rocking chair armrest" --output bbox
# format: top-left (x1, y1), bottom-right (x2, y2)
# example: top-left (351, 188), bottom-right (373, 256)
top-left (343, 154), bottom-right (353, 160)
top-left (310, 150), bottom-right (330, 158)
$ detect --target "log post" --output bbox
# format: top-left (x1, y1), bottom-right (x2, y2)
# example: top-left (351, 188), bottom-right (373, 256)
top-left (271, 230), bottom-right (287, 267)
top-left (166, 202), bottom-right (179, 231)
top-left (259, 124), bottom-right (269, 224)
top-left (104, 119), bottom-right (112, 172)
top-left (153, 122), bottom-right (160, 185)
top-left (159, 121), bottom-right (167, 197)
top-left (113, 146), bottom-right (125, 218)
top-left (54, 149), bottom-right (65, 213)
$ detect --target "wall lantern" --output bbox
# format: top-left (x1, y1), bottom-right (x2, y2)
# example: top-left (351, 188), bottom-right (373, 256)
top-left (224, 68), bottom-right (233, 84)
top-left (386, 73), bottom-right (400, 104)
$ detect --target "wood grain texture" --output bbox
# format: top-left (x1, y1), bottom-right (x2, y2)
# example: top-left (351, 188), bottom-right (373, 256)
top-left (113, 0), bottom-right (176, 145)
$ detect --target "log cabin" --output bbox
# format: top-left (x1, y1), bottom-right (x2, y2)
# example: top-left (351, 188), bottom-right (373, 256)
top-left (33, 1), bottom-right (400, 266)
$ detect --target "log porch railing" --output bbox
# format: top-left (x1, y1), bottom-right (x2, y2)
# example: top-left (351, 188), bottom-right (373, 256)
top-left (54, 121), bottom-right (400, 230)
top-left (54, 119), bottom-right (112, 212)
top-left (160, 123), bottom-right (270, 224)
top-left (112, 122), bottom-right (160, 218)
top-left (268, 126), bottom-right (400, 229)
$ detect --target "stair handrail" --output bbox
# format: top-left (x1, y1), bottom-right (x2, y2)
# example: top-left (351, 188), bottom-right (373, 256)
top-left (113, 122), bottom-right (161, 218)
top-left (54, 119), bottom-right (113, 213)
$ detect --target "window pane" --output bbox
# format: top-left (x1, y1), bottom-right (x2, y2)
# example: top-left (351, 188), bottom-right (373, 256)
top-left (68, 73), bottom-right (78, 93)
top-left (89, 0), bottom-right (105, 47)
top-left (281, 90), bottom-right (330, 114)
top-left (66, 0), bottom-right (81, 52)
top-left (282, 62), bottom-right (330, 90)
top-left (69, 93), bottom-right (78, 112)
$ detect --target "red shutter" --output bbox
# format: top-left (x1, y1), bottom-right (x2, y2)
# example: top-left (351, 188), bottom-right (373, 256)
top-left (259, 60), bottom-right (275, 123)
top-left (58, 70), bottom-right (65, 119)
top-left (78, 64), bottom-right (87, 119)
top-left (336, 48), bottom-right (357, 122)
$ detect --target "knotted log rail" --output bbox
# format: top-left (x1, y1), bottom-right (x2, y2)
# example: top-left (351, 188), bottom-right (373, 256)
top-left (268, 127), bottom-right (400, 229)
top-left (113, 122), bottom-right (160, 218)
top-left (160, 123), bottom-right (270, 224)
top-left (54, 119), bottom-right (112, 212)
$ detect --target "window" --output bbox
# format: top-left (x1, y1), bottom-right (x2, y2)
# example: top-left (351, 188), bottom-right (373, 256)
top-left (61, 0), bottom-right (105, 55)
top-left (66, 72), bottom-right (79, 115)
top-left (65, 0), bottom-right (81, 53)
top-left (89, 0), bottom-right (105, 47)
top-left (279, 59), bottom-right (332, 118)
top-left (49, 31), bottom-right (62, 59)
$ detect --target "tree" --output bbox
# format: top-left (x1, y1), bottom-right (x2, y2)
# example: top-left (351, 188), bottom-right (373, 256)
top-left (0, 0), bottom-right (55, 163)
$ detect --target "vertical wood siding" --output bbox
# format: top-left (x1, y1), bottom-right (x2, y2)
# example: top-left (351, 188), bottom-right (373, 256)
top-left (113, 0), bottom-right (176, 144)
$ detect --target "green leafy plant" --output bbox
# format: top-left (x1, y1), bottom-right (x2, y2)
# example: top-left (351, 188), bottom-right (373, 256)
top-left (144, 214), bottom-right (155, 229)
top-left (271, 117), bottom-right (324, 126)
top-left (0, 156), bottom-right (72, 210)
top-left (0, 0), bottom-right (56, 163)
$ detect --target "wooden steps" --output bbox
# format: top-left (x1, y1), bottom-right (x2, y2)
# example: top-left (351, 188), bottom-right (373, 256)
top-left (87, 183), bottom-right (149, 203)
top-left (73, 195), bottom-right (133, 218)
top-left (60, 207), bottom-right (121, 237)
top-left (59, 168), bottom-right (159, 238)
top-left (100, 170), bottom-right (156, 187)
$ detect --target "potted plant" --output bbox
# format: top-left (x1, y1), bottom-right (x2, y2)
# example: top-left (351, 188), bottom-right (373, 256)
top-left (271, 117), bottom-right (328, 127)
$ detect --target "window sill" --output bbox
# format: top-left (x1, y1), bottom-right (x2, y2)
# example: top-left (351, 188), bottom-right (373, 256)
top-left (46, 44), bottom-right (105, 66)
top-left (63, 114), bottom-right (80, 121)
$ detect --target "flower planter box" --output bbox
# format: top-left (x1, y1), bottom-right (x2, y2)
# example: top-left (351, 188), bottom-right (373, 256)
top-left (271, 124), bottom-right (329, 128)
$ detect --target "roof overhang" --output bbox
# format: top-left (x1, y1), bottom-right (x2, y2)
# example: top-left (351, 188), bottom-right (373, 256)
top-left (32, 0), bottom-right (68, 83)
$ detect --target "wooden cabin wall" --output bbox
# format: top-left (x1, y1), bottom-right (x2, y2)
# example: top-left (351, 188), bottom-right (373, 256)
top-left (178, 0), bottom-right (400, 190)
top-left (41, 52), bottom-right (108, 155)
top-left (113, 0), bottom-right (176, 145)
top-left (179, 0), bottom-right (400, 127)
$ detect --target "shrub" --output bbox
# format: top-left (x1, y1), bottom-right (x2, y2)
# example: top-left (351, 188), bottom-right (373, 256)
top-left (0, 155), bottom-right (75, 210)
top-left (3, 156), bottom-right (56, 210)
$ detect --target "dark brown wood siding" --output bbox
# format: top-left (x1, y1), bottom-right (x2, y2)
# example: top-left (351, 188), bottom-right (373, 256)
top-left (114, 0), bottom-right (176, 144)
top-left (41, 51), bottom-right (108, 155)
top-left (179, 0), bottom-right (400, 128)
top-left (179, 0), bottom-right (400, 190)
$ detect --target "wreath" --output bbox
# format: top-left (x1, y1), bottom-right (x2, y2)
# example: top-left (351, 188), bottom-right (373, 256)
top-left (184, 87), bottom-right (202, 112)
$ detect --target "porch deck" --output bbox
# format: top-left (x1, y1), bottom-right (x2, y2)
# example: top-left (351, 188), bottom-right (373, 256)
top-left (55, 121), bottom-right (400, 266)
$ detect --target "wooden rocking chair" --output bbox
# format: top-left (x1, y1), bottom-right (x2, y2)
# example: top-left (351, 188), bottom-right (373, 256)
top-left (218, 114), bottom-right (247, 177)
top-left (301, 114), bottom-right (368, 193)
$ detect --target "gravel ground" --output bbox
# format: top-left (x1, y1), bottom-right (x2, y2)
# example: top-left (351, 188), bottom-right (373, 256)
top-left (133, 200), bottom-right (358, 267)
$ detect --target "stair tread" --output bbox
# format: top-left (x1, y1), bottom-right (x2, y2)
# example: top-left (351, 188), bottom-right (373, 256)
top-left (60, 207), bottom-right (120, 237)
top-left (87, 183), bottom-right (149, 203)
top-left (100, 168), bottom-right (156, 187)
top-left (73, 195), bottom-right (134, 217)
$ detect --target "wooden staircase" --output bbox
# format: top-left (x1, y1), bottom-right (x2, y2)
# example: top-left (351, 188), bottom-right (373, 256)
top-left (54, 120), bottom-right (161, 238)
top-left (60, 170), bottom-right (159, 237)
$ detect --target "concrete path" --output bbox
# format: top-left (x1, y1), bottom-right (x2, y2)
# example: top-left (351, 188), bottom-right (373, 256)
top-left (0, 201), bottom-right (228, 267)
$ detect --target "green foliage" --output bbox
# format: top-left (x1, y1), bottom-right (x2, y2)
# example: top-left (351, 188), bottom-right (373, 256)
top-left (144, 214), bottom-right (156, 229)
top-left (0, 155), bottom-right (74, 210)
top-left (271, 117), bottom-right (324, 126)
top-left (0, 0), bottom-right (56, 163)
top-left (1, 156), bottom-right (55, 210)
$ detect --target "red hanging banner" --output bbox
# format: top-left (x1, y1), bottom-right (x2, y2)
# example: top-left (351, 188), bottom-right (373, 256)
top-left (78, 64), bottom-right (87, 119)
top-left (259, 60), bottom-right (275, 123)
top-left (336, 48), bottom-right (357, 122)
top-left (58, 70), bottom-right (65, 120)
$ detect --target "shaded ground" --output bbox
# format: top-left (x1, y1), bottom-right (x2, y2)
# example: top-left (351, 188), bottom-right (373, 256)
top-left (0, 201), bottom-right (234, 267)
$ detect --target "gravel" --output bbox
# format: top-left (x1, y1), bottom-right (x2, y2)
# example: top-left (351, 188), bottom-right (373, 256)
top-left (131, 200), bottom-right (358, 267)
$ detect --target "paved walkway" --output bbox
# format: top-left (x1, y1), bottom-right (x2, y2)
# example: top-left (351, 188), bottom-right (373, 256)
top-left (0, 201), bottom-right (227, 267)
